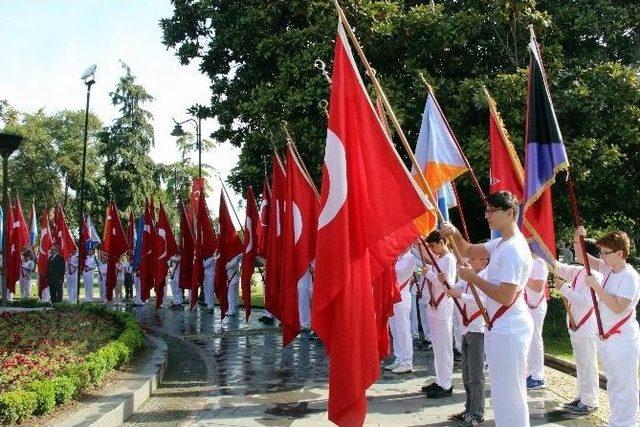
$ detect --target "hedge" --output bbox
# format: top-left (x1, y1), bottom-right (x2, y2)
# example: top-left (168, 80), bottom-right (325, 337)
top-left (0, 304), bottom-right (143, 424)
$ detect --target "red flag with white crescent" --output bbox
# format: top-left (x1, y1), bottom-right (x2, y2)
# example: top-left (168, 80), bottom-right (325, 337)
top-left (240, 186), bottom-right (260, 321)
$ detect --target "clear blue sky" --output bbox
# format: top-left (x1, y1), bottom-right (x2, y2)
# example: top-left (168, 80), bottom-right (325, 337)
top-left (0, 0), bottom-right (243, 224)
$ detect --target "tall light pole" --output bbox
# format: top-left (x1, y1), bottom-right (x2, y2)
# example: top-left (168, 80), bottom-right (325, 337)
top-left (0, 133), bottom-right (22, 306)
top-left (171, 104), bottom-right (207, 178)
top-left (77, 64), bottom-right (96, 301)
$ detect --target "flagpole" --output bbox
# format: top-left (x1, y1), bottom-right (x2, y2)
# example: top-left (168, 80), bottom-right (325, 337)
top-left (281, 121), bottom-right (321, 199)
top-left (450, 181), bottom-right (470, 241)
top-left (566, 174), bottom-right (604, 338)
top-left (217, 177), bottom-right (245, 234)
top-left (332, 0), bottom-right (489, 326)
top-left (418, 73), bottom-right (488, 206)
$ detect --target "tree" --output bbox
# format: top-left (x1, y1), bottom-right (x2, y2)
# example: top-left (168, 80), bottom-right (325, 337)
top-left (161, 0), bottom-right (640, 242)
top-left (97, 61), bottom-right (159, 214)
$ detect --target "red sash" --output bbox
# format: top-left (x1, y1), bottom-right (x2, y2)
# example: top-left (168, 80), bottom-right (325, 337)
top-left (566, 269), bottom-right (594, 332)
top-left (398, 278), bottom-right (411, 292)
top-left (487, 290), bottom-right (521, 331)
top-left (462, 285), bottom-right (483, 327)
top-left (599, 272), bottom-right (635, 340)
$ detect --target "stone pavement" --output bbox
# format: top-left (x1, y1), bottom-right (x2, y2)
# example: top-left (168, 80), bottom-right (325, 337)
top-left (124, 303), bottom-right (603, 426)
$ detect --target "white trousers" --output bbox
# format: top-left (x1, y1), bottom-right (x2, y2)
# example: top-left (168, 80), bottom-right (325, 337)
top-left (203, 273), bottom-right (215, 308)
top-left (170, 278), bottom-right (182, 305)
top-left (66, 274), bottom-right (78, 303)
top-left (429, 316), bottom-right (453, 389)
top-left (226, 273), bottom-right (239, 314)
top-left (83, 271), bottom-right (94, 302)
top-left (410, 292), bottom-right (419, 338)
top-left (570, 334), bottom-right (599, 408)
top-left (297, 270), bottom-right (313, 329)
top-left (598, 337), bottom-right (640, 427)
top-left (418, 299), bottom-right (432, 341)
top-left (114, 279), bottom-right (123, 304)
top-left (19, 278), bottom-right (30, 299)
top-left (134, 277), bottom-right (143, 305)
top-left (485, 328), bottom-right (533, 427)
top-left (390, 289), bottom-right (413, 365)
top-left (40, 287), bottom-right (50, 303)
top-left (453, 307), bottom-right (463, 352)
top-left (527, 302), bottom-right (547, 380)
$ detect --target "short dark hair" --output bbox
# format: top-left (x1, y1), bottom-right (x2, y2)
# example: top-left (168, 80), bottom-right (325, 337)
top-left (485, 191), bottom-right (519, 217)
top-left (582, 238), bottom-right (600, 258)
top-left (597, 231), bottom-right (631, 259)
top-left (426, 230), bottom-right (446, 243)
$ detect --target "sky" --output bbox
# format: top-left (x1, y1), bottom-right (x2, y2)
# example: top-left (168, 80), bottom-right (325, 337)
top-left (0, 0), bottom-right (244, 227)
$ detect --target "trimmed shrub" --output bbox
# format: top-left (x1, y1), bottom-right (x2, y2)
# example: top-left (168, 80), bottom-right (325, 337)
top-left (0, 390), bottom-right (37, 424)
top-left (25, 380), bottom-right (56, 415)
top-left (51, 376), bottom-right (76, 405)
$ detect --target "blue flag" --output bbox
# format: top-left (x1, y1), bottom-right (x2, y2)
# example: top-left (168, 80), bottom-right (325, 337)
top-left (132, 214), bottom-right (144, 270)
top-left (29, 203), bottom-right (38, 246)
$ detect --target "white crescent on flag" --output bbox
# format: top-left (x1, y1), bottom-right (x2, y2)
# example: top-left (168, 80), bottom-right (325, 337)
top-left (245, 217), bottom-right (253, 253)
top-left (293, 202), bottom-right (302, 244)
top-left (318, 129), bottom-right (347, 229)
top-left (157, 228), bottom-right (167, 259)
top-left (275, 200), bottom-right (281, 237)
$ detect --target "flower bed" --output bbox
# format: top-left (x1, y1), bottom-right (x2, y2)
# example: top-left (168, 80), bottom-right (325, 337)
top-left (0, 303), bottom-right (143, 424)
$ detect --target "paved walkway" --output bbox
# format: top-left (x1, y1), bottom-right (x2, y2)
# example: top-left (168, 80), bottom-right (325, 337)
top-left (124, 303), bottom-right (604, 426)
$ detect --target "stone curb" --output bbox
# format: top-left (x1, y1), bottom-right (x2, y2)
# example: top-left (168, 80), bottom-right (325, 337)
top-left (56, 333), bottom-right (168, 427)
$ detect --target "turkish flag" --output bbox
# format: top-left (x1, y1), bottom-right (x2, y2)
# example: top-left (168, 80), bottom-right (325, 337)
top-left (102, 201), bottom-right (128, 300)
top-left (188, 178), bottom-right (205, 223)
top-left (255, 179), bottom-right (270, 259)
top-left (264, 155), bottom-right (286, 319)
top-left (312, 23), bottom-right (432, 426)
top-left (280, 145), bottom-right (319, 345)
top-left (240, 186), bottom-right (260, 321)
top-left (214, 192), bottom-right (243, 319)
top-left (372, 265), bottom-right (401, 361)
top-left (190, 194), bottom-right (218, 309)
top-left (37, 208), bottom-right (52, 298)
top-left (7, 200), bottom-right (29, 293)
top-left (178, 201), bottom-right (194, 291)
top-left (139, 200), bottom-right (156, 301)
top-left (154, 203), bottom-right (179, 308)
top-left (54, 205), bottom-right (76, 261)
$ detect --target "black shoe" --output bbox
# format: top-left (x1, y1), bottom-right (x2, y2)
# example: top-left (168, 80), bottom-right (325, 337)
top-left (565, 402), bottom-right (597, 415)
top-left (421, 382), bottom-right (438, 392)
top-left (447, 411), bottom-right (467, 421)
top-left (562, 398), bottom-right (581, 409)
top-left (426, 385), bottom-right (453, 398)
top-left (262, 317), bottom-right (275, 325)
top-left (462, 414), bottom-right (485, 426)
top-left (424, 340), bottom-right (432, 349)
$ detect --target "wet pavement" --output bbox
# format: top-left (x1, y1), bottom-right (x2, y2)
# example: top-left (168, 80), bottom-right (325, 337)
top-left (123, 302), bottom-right (602, 426)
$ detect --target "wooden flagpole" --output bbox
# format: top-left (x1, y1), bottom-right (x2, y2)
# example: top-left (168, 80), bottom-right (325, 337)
top-left (281, 121), bottom-right (321, 199)
top-left (450, 180), bottom-right (470, 241)
top-left (332, 0), bottom-right (489, 326)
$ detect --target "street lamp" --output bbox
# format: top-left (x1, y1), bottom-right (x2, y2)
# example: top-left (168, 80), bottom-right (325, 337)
top-left (171, 104), bottom-right (207, 179)
top-left (0, 132), bottom-right (22, 306)
top-left (77, 64), bottom-right (96, 301)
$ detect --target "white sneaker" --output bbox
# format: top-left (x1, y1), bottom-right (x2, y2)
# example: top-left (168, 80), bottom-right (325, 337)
top-left (392, 364), bottom-right (413, 374)
top-left (384, 362), bottom-right (400, 371)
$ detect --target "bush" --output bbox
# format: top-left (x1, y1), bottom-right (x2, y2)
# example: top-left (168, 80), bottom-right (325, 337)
top-left (0, 390), bottom-right (37, 424)
top-left (24, 380), bottom-right (56, 415)
top-left (0, 306), bottom-right (143, 424)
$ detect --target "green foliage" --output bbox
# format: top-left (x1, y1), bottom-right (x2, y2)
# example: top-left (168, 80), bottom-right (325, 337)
top-left (0, 305), bottom-right (143, 424)
top-left (161, 0), bottom-right (640, 243)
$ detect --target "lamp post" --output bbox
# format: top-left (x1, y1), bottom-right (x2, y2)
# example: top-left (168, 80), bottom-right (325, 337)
top-left (0, 133), bottom-right (22, 306)
top-left (77, 64), bottom-right (96, 301)
top-left (171, 104), bottom-right (207, 178)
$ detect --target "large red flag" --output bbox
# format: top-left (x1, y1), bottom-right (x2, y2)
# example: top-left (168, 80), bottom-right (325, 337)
top-left (178, 202), bottom-right (194, 291)
top-left (188, 178), bottom-right (205, 222)
top-left (240, 186), bottom-right (260, 321)
top-left (255, 179), bottom-right (270, 259)
top-left (280, 145), bottom-right (319, 345)
top-left (190, 194), bottom-right (218, 309)
top-left (37, 208), bottom-right (52, 298)
top-left (139, 200), bottom-right (156, 301)
top-left (7, 201), bottom-right (29, 294)
top-left (102, 201), bottom-right (128, 301)
top-left (264, 155), bottom-right (286, 319)
top-left (214, 192), bottom-right (243, 319)
top-left (54, 205), bottom-right (76, 261)
top-left (154, 202), bottom-right (179, 308)
top-left (312, 22), bottom-right (432, 426)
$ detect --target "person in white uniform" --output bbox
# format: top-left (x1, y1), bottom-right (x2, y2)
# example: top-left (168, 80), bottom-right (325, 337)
top-left (409, 281), bottom-right (420, 340)
top-left (384, 248), bottom-right (421, 374)
top-left (65, 251), bottom-right (79, 303)
top-left (133, 267), bottom-right (144, 306)
top-left (298, 263), bottom-right (314, 330)
top-left (83, 251), bottom-right (97, 302)
top-left (525, 254), bottom-right (549, 389)
top-left (115, 255), bottom-right (129, 305)
top-left (420, 230), bottom-right (457, 398)
top-left (579, 227), bottom-right (640, 427)
top-left (552, 237), bottom-right (601, 415)
top-left (203, 253), bottom-right (217, 311)
top-left (168, 254), bottom-right (182, 307)
top-left (446, 254), bottom-right (489, 425)
top-left (225, 254), bottom-right (242, 316)
top-left (20, 249), bottom-right (35, 299)
top-left (442, 191), bottom-right (533, 427)
top-left (97, 253), bottom-right (108, 304)
top-left (416, 269), bottom-right (432, 347)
